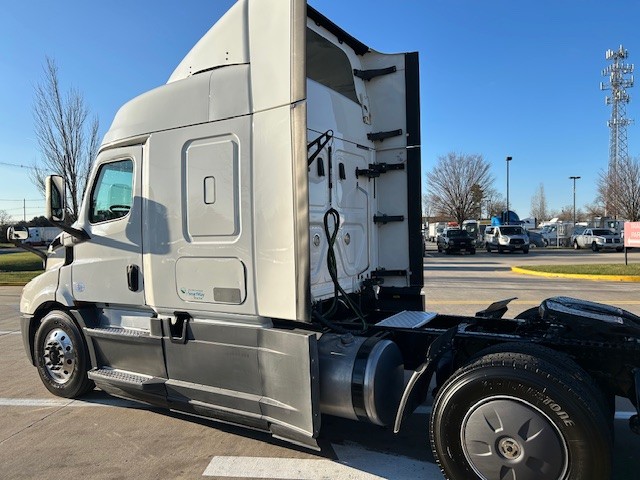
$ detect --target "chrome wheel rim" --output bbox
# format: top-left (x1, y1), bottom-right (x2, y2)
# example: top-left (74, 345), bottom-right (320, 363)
top-left (42, 328), bottom-right (76, 384)
top-left (461, 396), bottom-right (569, 480)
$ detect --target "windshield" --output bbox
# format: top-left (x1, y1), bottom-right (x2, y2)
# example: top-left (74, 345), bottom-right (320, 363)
top-left (500, 226), bottom-right (524, 235)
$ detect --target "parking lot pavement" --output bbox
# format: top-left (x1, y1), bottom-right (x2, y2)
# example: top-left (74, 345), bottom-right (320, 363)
top-left (3, 264), bottom-right (640, 479)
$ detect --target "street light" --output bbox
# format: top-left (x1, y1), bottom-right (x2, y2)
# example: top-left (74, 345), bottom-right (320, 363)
top-left (506, 156), bottom-right (512, 224)
top-left (569, 176), bottom-right (581, 226)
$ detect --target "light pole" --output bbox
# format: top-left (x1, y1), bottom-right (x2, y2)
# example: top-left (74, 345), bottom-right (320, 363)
top-left (505, 156), bottom-right (512, 224)
top-left (569, 176), bottom-right (581, 225)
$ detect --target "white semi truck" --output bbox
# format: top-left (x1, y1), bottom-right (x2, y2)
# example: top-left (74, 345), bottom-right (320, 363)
top-left (9, 2), bottom-right (640, 479)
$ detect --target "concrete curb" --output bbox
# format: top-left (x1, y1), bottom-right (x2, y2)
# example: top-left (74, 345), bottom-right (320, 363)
top-left (511, 266), bottom-right (640, 282)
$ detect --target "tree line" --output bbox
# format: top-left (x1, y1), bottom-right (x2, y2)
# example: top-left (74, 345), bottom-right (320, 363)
top-left (425, 152), bottom-right (640, 225)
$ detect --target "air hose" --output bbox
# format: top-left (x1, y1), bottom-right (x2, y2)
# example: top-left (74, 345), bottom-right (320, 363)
top-left (312, 208), bottom-right (367, 333)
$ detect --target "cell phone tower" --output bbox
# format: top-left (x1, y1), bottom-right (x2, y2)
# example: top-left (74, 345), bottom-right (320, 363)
top-left (600, 45), bottom-right (634, 216)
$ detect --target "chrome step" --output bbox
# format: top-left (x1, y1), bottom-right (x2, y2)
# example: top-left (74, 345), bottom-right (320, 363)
top-left (84, 326), bottom-right (159, 344)
top-left (88, 368), bottom-right (166, 392)
top-left (375, 311), bottom-right (437, 329)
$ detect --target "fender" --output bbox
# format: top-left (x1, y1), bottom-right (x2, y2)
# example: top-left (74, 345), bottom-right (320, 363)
top-left (393, 326), bottom-right (457, 433)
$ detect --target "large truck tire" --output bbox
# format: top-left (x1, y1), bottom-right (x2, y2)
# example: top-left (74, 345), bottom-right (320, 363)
top-left (469, 342), bottom-right (614, 432)
top-left (430, 349), bottom-right (612, 480)
top-left (34, 310), bottom-right (95, 398)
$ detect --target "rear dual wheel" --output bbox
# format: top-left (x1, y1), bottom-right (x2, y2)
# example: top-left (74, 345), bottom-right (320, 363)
top-left (430, 347), bottom-right (612, 480)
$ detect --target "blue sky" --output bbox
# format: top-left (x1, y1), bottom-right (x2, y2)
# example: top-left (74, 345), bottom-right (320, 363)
top-left (1, 0), bottom-right (639, 222)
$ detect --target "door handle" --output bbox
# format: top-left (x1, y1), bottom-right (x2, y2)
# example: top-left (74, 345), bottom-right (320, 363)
top-left (127, 264), bottom-right (140, 292)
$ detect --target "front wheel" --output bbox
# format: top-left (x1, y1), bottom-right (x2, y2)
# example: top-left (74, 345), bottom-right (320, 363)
top-left (34, 310), bottom-right (94, 398)
top-left (591, 242), bottom-right (599, 252)
top-left (430, 350), bottom-right (612, 480)
top-left (522, 247), bottom-right (529, 254)
top-left (574, 240), bottom-right (580, 250)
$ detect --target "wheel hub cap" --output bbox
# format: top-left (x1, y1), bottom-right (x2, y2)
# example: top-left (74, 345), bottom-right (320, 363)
top-left (461, 397), bottom-right (568, 480)
top-left (43, 328), bottom-right (76, 384)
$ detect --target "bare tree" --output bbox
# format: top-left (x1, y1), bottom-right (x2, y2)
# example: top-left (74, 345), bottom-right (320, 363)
top-left (31, 57), bottom-right (99, 223)
top-left (426, 152), bottom-right (495, 225)
top-left (556, 205), bottom-right (575, 222)
top-left (584, 202), bottom-right (605, 220)
top-left (487, 197), bottom-right (506, 218)
top-left (597, 156), bottom-right (640, 221)
top-left (422, 193), bottom-right (432, 219)
top-left (530, 183), bottom-right (549, 223)
top-left (0, 210), bottom-right (12, 243)
top-left (0, 209), bottom-right (11, 226)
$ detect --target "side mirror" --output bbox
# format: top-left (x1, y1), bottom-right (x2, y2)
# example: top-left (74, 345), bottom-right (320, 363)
top-left (7, 226), bottom-right (29, 242)
top-left (45, 175), bottom-right (66, 222)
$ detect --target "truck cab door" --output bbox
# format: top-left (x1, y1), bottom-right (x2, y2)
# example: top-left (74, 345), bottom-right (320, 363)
top-left (71, 145), bottom-right (144, 305)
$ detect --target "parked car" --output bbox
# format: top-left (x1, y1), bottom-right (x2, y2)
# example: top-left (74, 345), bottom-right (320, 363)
top-left (485, 225), bottom-right (530, 253)
top-left (572, 228), bottom-right (623, 252)
top-left (526, 230), bottom-right (546, 248)
top-left (437, 228), bottom-right (476, 254)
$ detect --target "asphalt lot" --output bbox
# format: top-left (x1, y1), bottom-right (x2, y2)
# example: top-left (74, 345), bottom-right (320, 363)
top-left (1, 247), bottom-right (639, 479)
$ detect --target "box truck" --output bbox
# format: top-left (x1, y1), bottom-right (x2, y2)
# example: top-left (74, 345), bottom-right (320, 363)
top-left (9, 2), bottom-right (640, 479)
top-left (23, 226), bottom-right (62, 246)
top-left (427, 222), bottom-right (447, 242)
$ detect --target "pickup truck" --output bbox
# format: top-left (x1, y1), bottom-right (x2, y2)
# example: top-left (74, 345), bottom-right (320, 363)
top-left (436, 228), bottom-right (475, 254)
top-left (573, 228), bottom-right (623, 252)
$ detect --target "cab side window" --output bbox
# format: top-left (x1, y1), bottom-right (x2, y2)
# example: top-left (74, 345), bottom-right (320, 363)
top-left (89, 159), bottom-right (134, 223)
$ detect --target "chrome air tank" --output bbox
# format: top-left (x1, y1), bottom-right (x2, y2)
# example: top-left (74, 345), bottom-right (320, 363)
top-left (317, 333), bottom-right (404, 426)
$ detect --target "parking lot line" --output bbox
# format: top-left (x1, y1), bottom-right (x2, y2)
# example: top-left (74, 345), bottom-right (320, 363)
top-left (202, 442), bottom-right (443, 479)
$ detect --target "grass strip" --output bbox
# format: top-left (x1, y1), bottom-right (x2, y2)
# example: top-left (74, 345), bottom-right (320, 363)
top-left (516, 264), bottom-right (640, 276)
top-left (0, 271), bottom-right (42, 285)
top-left (0, 252), bottom-right (45, 271)
top-left (0, 252), bottom-right (44, 285)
